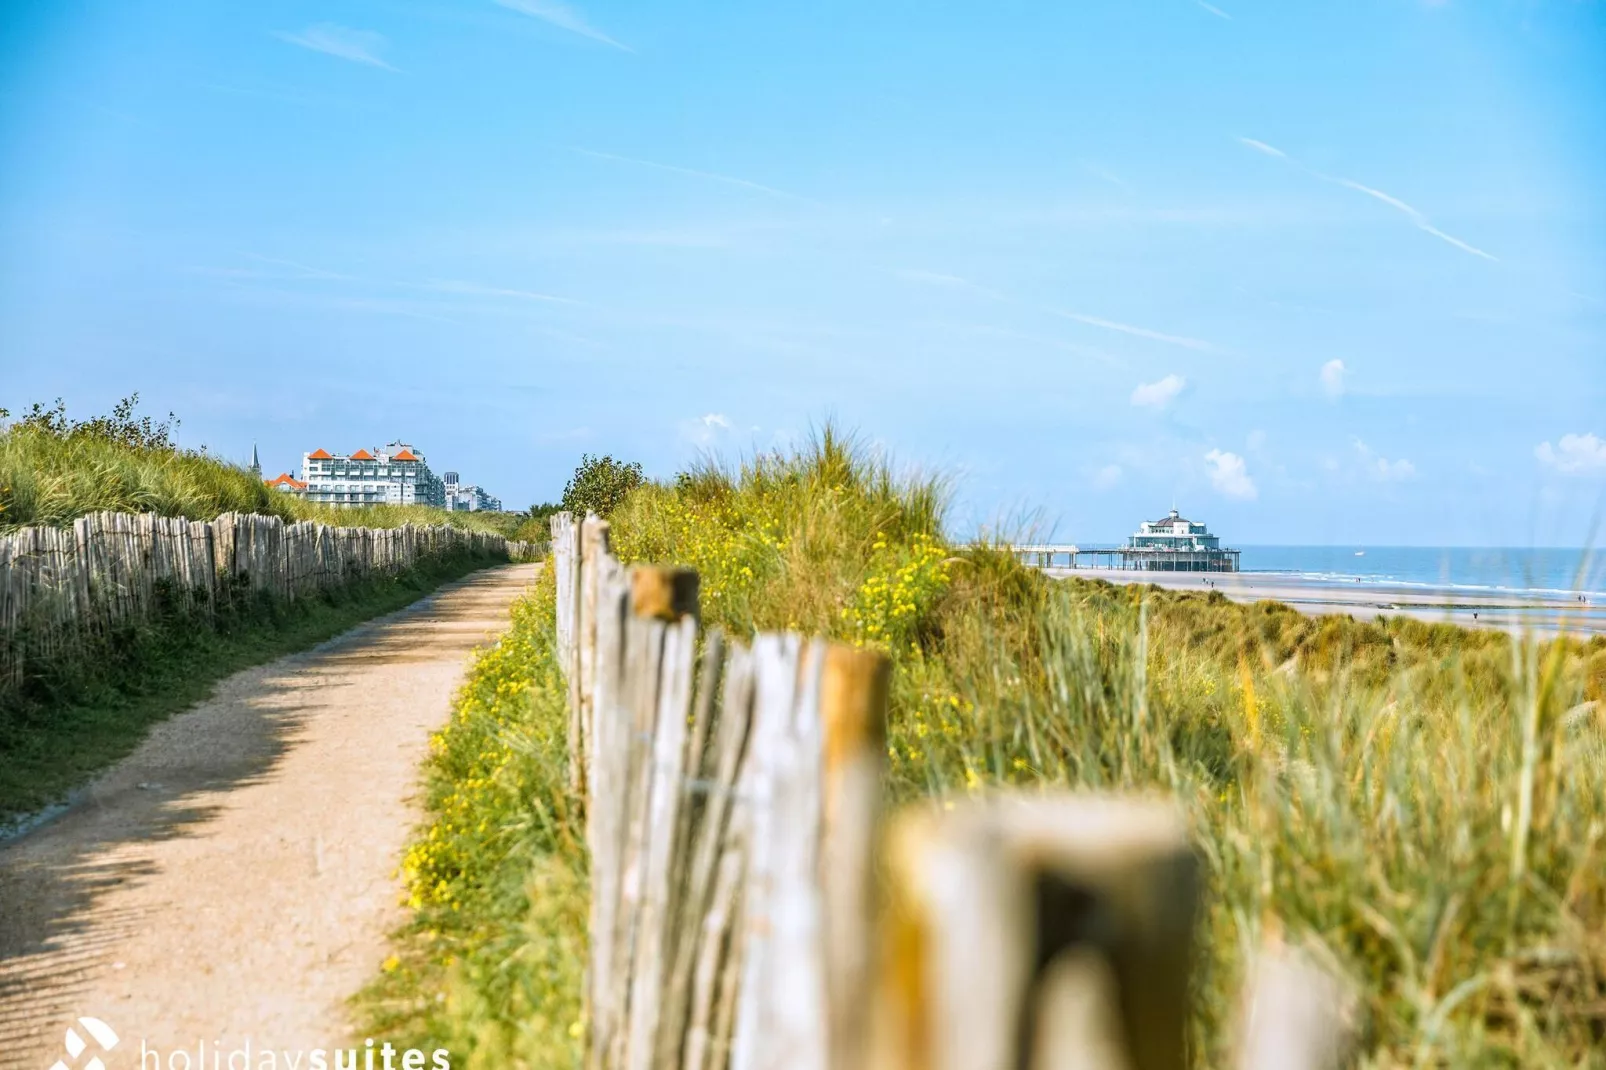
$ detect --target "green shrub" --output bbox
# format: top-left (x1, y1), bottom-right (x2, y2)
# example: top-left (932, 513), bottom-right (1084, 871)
top-left (560, 454), bottom-right (643, 519)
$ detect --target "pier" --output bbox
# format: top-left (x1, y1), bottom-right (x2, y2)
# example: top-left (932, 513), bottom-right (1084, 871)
top-left (1010, 544), bottom-right (1242, 572)
top-left (1010, 509), bottom-right (1241, 573)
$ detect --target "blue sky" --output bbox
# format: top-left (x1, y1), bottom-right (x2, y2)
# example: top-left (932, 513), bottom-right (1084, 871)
top-left (1, 0), bottom-right (1603, 545)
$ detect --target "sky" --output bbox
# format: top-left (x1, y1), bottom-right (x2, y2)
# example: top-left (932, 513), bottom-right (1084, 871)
top-left (1, 0), bottom-right (1603, 546)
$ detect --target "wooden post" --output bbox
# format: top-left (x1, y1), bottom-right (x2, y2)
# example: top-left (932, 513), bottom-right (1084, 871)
top-left (731, 634), bottom-right (822, 1070)
top-left (1234, 940), bottom-right (1359, 1070)
top-left (577, 515), bottom-right (611, 800)
top-left (872, 795), bottom-right (1199, 1070)
top-left (631, 566), bottom-right (700, 623)
top-left (819, 645), bottom-right (891, 1070)
top-left (621, 567), bottom-right (701, 1070)
top-left (551, 512), bottom-right (581, 792)
top-left (673, 639), bottom-right (755, 1070)
top-left (586, 563), bottom-right (630, 1070)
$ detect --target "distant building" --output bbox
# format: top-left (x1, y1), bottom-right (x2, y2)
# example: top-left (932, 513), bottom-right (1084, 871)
top-left (1010, 508), bottom-right (1240, 572)
top-left (249, 443), bottom-right (262, 479)
top-left (1120, 509), bottom-right (1239, 571)
top-left (266, 473), bottom-right (308, 497)
top-left (443, 471), bottom-right (502, 513)
top-left (298, 442), bottom-right (446, 508)
top-left (1130, 509), bottom-right (1223, 552)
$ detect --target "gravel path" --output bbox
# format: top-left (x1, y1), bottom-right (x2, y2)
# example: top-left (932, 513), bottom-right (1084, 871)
top-left (0, 564), bottom-right (536, 1069)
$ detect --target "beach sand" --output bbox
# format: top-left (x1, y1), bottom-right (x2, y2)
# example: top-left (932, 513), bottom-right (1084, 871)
top-left (1044, 567), bottom-right (1606, 639)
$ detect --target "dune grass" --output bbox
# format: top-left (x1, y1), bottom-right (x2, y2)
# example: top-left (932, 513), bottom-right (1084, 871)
top-left (0, 421), bottom-right (515, 535)
top-left (371, 429), bottom-right (1606, 1067)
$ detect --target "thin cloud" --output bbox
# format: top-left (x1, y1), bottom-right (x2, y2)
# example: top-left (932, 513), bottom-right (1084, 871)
top-left (915, 321), bottom-right (1121, 367)
top-left (223, 288), bottom-right (461, 325)
top-left (1092, 464), bottom-right (1124, 490)
top-left (1330, 177), bottom-right (1417, 216)
top-left (494, 0), bottom-right (632, 51)
top-left (892, 268), bottom-right (972, 287)
top-left (201, 256), bottom-right (589, 314)
top-left (1081, 162), bottom-right (1129, 188)
top-left (681, 413), bottom-right (740, 448)
top-left (1417, 224), bottom-right (1498, 261)
top-left (272, 24), bottom-right (398, 71)
top-left (1327, 177), bottom-right (1497, 260)
top-left (1131, 374), bottom-right (1187, 408)
top-left (895, 269), bottom-right (1219, 353)
top-left (201, 83), bottom-right (361, 110)
top-left (423, 279), bottom-right (583, 305)
top-left (569, 147), bottom-right (811, 202)
top-left (1194, 1), bottom-right (1233, 19)
top-left (1353, 439), bottom-right (1416, 482)
top-left (1043, 307), bottom-right (1217, 352)
top-left (1237, 137), bottom-right (1497, 261)
top-left (1236, 137), bottom-right (1287, 159)
top-left (1320, 358), bottom-right (1347, 398)
top-left (243, 254), bottom-right (366, 282)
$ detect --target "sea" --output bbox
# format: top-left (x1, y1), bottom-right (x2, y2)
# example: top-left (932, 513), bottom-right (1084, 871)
top-left (1239, 546), bottom-right (1606, 599)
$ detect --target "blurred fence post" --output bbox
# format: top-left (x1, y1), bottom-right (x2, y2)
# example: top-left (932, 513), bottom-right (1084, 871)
top-left (1235, 940), bottom-right (1360, 1070)
top-left (820, 646), bottom-right (891, 1070)
top-left (872, 796), bottom-right (1199, 1070)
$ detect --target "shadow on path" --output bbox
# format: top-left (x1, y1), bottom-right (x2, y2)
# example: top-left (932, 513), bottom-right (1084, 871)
top-left (0, 565), bottom-right (533, 1067)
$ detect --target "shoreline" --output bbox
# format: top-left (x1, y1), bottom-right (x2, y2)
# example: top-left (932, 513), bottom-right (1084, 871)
top-left (1044, 567), bottom-right (1606, 639)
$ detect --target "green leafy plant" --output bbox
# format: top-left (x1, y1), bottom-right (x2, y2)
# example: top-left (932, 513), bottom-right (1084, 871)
top-left (560, 454), bottom-right (644, 519)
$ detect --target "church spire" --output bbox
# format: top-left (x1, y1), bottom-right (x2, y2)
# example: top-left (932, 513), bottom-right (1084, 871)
top-left (250, 442), bottom-right (261, 478)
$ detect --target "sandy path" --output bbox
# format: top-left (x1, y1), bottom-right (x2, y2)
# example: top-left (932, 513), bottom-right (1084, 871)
top-left (0, 563), bottom-right (536, 1069)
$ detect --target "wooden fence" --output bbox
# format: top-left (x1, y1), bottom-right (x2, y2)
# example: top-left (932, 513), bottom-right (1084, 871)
top-left (1, 510), bottom-right (534, 698)
top-left (551, 511), bottom-right (1358, 1070)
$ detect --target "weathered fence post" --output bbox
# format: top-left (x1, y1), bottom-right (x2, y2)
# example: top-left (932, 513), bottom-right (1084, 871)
top-left (872, 795), bottom-right (1199, 1070)
top-left (819, 646), bottom-right (890, 1070)
top-left (576, 514), bottom-right (611, 799)
top-left (1234, 940), bottom-right (1360, 1070)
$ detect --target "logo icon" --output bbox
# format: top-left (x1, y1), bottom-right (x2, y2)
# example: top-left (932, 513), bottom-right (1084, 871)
top-left (48, 1017), bottom-right (119, 1070)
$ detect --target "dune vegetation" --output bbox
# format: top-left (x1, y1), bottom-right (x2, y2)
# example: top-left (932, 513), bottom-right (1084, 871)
top-left (374, 428), bottom-right (1605, 1067)
top-left (0, 397), bottom-right (517, 535)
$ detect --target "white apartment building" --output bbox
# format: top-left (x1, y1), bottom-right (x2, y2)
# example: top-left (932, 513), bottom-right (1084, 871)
top-left (442, 471), bottom-right (502, 513)
top-left (299, 442), bottom-right (446, 507)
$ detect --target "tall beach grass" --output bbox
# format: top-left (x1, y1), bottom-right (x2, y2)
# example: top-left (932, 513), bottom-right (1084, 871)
top-left (374, 428), bottom-right (1606, 1066)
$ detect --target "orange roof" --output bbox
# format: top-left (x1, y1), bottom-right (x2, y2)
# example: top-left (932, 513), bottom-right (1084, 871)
top-left (308, 448), bottom-right (332, 459)
top-left (266, 473), bottom-right (308, 489)
top-left (351, 448), bottom-right (375, 460)
top-left (391, 449), bottom-right (418, 461)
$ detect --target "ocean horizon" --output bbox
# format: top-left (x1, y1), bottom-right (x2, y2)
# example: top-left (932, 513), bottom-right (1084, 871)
top-left (1236, 545), bottom-right (1605, 598)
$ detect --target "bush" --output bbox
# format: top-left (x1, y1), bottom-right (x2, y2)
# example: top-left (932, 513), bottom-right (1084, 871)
top-left (560, 454), bottom-right (643, 519)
